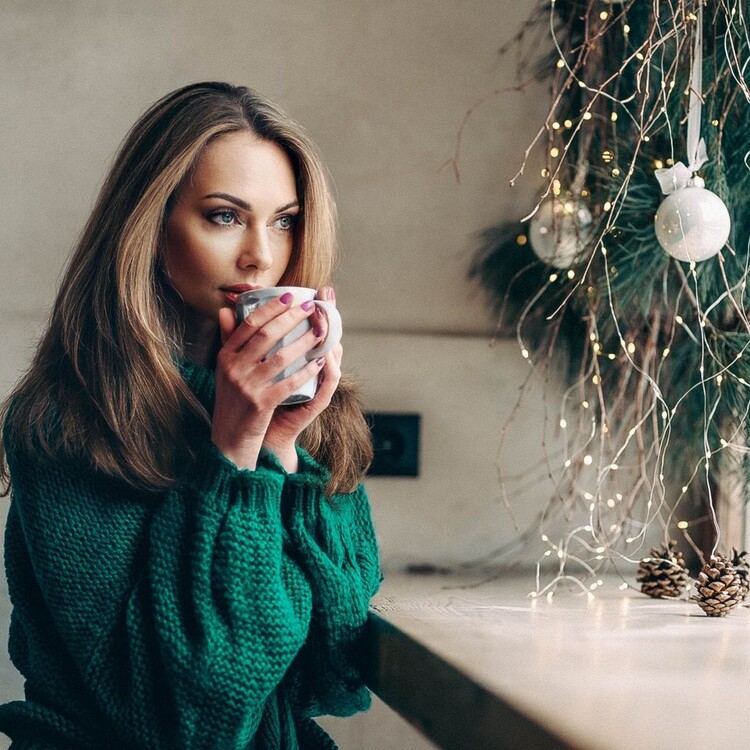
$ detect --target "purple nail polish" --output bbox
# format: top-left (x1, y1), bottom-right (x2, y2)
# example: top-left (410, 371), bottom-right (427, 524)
top-left (316, 357), bottom-right (325, 366)
top-left (279, 292), bottom-right (293, 304)
top-left (301, 300), bottom-right (315, 311)
top-left (313, 326), bottom-right (324, 338)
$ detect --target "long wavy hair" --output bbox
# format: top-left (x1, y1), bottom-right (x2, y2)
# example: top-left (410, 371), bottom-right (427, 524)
top-left (1, 82), bottom-right (372, 495)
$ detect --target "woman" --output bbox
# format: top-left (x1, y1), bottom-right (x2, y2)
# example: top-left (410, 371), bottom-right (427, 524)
top-left (0, 82), bottom-right (380, 749)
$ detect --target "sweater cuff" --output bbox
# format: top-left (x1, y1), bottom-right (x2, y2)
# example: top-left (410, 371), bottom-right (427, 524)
top-left (184, 441), bottom-right (286, 499)
top-left (259, 446), bottom-right (330, 490)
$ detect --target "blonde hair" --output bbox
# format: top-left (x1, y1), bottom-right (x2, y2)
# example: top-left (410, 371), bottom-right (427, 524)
top-left (1, 82), bottom-right (372, 495)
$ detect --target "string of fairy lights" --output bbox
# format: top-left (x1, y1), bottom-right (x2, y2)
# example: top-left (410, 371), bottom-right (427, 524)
top-left (466, 0), bottom-right (750, 600)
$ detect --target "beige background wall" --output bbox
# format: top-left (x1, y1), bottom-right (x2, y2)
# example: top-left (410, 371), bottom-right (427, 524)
top-left (0, 2), bottom-right (553, 747)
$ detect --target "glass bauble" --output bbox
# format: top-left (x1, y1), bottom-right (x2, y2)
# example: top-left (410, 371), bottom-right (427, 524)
top-left (529, 197), bottom-right (593, 269)
top-left (654, 185), bottom-right (730, 263)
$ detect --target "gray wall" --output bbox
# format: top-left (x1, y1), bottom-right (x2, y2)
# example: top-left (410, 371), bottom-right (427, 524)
top-left (1, 2), bottom-right (551, 747)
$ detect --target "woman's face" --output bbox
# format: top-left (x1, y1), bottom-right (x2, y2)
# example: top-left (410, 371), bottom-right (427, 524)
top-left (164, 130), bottom-right (299, 323)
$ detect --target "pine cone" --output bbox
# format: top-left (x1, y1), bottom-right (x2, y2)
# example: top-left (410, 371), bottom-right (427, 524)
top-left (692, 555), bottom-right (743, 617)
top-left (730, 548), bottom-right (750, 602)
top-left (636, 540), bottom-right (690, 599)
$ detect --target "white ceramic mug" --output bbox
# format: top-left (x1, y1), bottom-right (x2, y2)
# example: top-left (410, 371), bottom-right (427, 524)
top-left (235, 286), bottom-right (342, 405)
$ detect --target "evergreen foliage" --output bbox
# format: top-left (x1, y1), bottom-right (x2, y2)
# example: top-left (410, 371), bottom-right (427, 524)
top-left (470, 0), bottom-right (750, 547)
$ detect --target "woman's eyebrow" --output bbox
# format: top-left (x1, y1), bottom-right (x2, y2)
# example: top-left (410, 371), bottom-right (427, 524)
top-left (201, 192), bottom-right (251, 210)
top-left (201, 193), bottom-right (300, 213)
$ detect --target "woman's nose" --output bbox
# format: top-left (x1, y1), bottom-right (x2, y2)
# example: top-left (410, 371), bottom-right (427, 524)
top-left (237, 228), bottom-right (272, 271)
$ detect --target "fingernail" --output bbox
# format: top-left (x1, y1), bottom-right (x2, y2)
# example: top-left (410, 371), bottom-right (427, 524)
top-left (316, 357), bottom-right (325, 366)
top-left (301, 300), bottom-right (315, 311)
top-left (313, 326), bottom-right (324, 338)
top-left (279, 292), bottom-right (293, 304)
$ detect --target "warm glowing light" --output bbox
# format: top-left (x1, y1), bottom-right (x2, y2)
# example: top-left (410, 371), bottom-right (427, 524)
top-left (627, 342), bottom-right (636, 354)
top-left (599, 11), bottom-right (608, 20)
top-left (610, 111), bottom-right (618, 121)
top-left (582, 111), bottom-right (592, 119)
top-left (564, 119), bottom-right (573, 128)
top-left (550, 147), bottom-right (560, 158)
top-left (567, 269), bottom-right (575, 279)
top-left (603, 201), bottom-right (612, 211)
top-left (653, 159), bottom-right (664, 169)
top-left (549, 273), bottom-right (558, 282)
top-left (560, 418), bottom-right (567, 428)
top-left (557, 58), bottom-right (565, 68)
top-left (583, 454), bottom-right (593, 465)
top-left (677, 520), bottom-right (689, 529)
top-left (602, 149), bottom-right (614, 163)
top-left (521, 348), bottom-right (529, 359)
top-left (592, 374), bottom-right (601, 385)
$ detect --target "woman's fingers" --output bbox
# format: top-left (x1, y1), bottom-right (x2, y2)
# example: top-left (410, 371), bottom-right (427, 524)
top-left (255, 326), bottom-right (323, 381)
top-left (224, 297), bottom-right (314, 356)
top-left (272, 356), bottom-right (327, 403)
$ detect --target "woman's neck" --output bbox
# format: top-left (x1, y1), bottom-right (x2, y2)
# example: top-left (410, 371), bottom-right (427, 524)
top-left (181, 308), bottom-right (221, 369)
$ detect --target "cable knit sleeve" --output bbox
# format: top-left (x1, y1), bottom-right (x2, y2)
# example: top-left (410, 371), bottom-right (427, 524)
top-left (266, 448), bottom-right (382, 718)
top-left (3, 436), bottom-right (317, 749)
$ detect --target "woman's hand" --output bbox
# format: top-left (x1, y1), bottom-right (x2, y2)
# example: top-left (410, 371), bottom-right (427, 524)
top-left (262, 287), bottom-right (342, 472)
top-left (211, 294), bottom-right (326, 470)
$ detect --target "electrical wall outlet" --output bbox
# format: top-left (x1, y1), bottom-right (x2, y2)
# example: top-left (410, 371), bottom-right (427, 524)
top-left (365, 412), bottom-right (420, 477)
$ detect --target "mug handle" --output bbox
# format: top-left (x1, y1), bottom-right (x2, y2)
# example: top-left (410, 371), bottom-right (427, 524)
top-left (306, 300), bottom-right (342, 360)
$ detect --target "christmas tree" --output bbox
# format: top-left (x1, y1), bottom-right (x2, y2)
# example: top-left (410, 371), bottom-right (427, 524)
top-left (468, 0), bottom-right (750, 591)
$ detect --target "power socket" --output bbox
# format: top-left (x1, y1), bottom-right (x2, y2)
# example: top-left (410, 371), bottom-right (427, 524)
top-left (365, 412), bottom-right (420, 477)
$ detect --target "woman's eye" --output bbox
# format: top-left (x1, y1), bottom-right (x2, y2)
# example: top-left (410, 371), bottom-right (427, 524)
top-left (208, 209), bottom-right (239, 226)
top-left (275, 214), bottom-right (297, 231)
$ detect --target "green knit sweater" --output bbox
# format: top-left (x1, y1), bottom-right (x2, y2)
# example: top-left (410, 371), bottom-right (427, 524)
top-left (0, 361), bottom-right (381, 749)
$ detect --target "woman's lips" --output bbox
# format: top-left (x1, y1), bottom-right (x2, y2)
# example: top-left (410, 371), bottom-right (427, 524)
top-left (221, 285), bottom-right (259, 306)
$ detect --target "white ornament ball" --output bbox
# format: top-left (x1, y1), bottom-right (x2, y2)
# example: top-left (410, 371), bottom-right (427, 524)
top-left (529, 197), bottom-right (593, 269)
top-left (654, 185), bottom-right (731, 263)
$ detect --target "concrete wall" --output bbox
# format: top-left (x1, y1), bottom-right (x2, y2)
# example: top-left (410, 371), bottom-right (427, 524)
top-left (0, 2), bottom-right (552, 747)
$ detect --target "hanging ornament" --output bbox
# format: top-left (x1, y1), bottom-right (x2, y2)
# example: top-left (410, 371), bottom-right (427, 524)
top-left (654, 176), bottom-right (731, 262)
top-left (528, 195), bottom-right (593, 269)
top-left (653, 2), bottom-right (731, 263)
